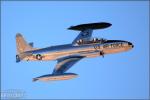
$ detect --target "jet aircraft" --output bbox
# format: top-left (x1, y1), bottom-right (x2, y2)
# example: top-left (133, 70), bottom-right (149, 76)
top-left (16, 22), bottom-right (134, 82)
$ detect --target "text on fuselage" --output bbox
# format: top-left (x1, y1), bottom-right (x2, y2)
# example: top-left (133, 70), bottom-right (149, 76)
top-left (94, 43), bottom-right (124, 50)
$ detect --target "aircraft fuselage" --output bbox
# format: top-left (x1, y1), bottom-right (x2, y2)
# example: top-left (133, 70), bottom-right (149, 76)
top-left (23, 40), bottom-right (133, 61)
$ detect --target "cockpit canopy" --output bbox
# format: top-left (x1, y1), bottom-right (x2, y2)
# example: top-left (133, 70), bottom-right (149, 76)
top-left (76, 37), bottom-right (107, 45)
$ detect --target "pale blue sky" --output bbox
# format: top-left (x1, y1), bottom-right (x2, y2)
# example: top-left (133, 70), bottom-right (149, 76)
top-left (1, 1), bottom-right (149, 99)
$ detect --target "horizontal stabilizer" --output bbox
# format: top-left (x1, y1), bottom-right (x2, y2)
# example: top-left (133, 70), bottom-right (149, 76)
top-left (68, 22), bottom-right (112, 31)
top-left (33, 73), bottom-right (78, 82)
top-left (29, 42), bottom-right (34, 47)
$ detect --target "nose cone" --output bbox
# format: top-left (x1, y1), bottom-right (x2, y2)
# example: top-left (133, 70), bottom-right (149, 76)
top-left (128, 42), bottom-right (134, 48)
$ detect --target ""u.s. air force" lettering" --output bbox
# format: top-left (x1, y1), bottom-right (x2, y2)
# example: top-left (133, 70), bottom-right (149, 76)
top-left (94, 43), bottom-right (123, 50)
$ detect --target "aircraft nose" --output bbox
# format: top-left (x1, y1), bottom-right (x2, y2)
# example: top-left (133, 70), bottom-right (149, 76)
top-left (128, 42), bottom-right (134, 48)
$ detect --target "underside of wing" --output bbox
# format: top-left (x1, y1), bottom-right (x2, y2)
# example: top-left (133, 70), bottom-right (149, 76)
top-left (52, 56), bottom-right (84, 74)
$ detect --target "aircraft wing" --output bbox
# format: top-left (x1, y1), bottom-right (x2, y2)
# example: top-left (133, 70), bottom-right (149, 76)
top-left (72, 29), bottom-right (93, 45)
top-left (68, 22), bottom-right (112, 45)
top-left (33, 56), bottom-right (84, 82)
top-left (52, 56), bottom-right (84, 74)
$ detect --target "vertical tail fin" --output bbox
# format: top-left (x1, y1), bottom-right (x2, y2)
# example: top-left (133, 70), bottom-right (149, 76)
top-left (16, 33), bottom-right (34, 62)
top-left (16, 33), bottom-right (33, 53)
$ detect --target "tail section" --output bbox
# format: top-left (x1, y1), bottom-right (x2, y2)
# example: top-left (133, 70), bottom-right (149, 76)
top-left (16, 33), bottom-right (35, 62)
top-left (16, 33), bottom-right (34, 53)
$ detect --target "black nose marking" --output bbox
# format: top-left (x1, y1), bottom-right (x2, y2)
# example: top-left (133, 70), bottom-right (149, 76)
top-left (128, 42), bottom-right (134, 48)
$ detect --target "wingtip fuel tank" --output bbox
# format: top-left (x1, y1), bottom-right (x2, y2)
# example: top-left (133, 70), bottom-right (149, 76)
top-left (33, 73), bottom-right (78, 82)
